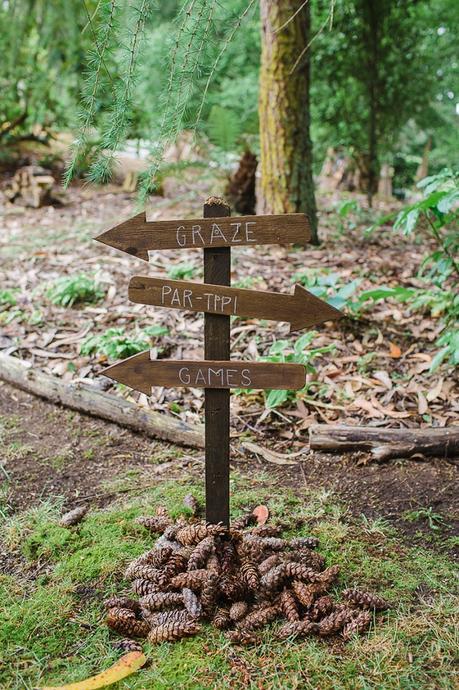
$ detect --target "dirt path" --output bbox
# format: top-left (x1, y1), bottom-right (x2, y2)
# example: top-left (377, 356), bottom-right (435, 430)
top-left (2, 381), bottom-right (457, 552)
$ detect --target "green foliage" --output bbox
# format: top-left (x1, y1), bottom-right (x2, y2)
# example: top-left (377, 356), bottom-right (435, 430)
top-left (293, 269), bottom-right (361, 311)
top-left (207, 105), bottom-right (242, 152)
top-left (262, 332), bottom-right (335, 409)
top-left (368, 169), bottom-right (459, 370)
top-left (46, 274), bottom-right (104, 308)
top-left (167, 263), bottom-right (196, 280)
top-left (0, 289), bottom-right (18, 307)
top-left (80, 327), bottom-right (150, 360)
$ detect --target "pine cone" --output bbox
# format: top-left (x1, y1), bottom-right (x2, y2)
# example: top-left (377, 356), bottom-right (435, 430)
top-left (283, 563), bottom-right (316, 582)
top-left (170, 569), bottom-right (209, 591)
top-left (161, 553), bottom-right (188, 581)
top-left (138, 547), bottom-right (173, 568)
top-left (213, 608), bottom-right (231, 630)
top-left (250, 525), bottom-right (282, 538)
top-left (244, 536), bottom-right (286, 551)
top-left (289, 537), bottom-right (319, 550)
top-left (183, 494), bottom-right (200, 515)
top-left (342, 589), bottom-right (390, 610)
top-left (277, 620), bottom-right (318, 640)
top-left (156, 506), bottom-right (170, 518)
top-left (106, 608), bottom-right (150, 638)
top-left (218, 540), bottom-right (238, 573)
top-left (231, 513), bottom-right (256, 530)
top-left (136, 515), bottom-right (171, 534)
top-left (176, 523), bottom-right (226, 546)
top-left (188, 536), bottom-right (215, 570)
top-left (258, 554), bottom-right (281, 575)
top-left (290, 549), bottom-right (325, 572)
top-left (229, 601), bottom-right (249, 621)
top-left (104, 596), bottom-right (141, 614)
top-left (147, 608), bottom-right (190, 628)
top-left (140, 592), bottom-right (183, 612)
top-left (132, 579), bottom-right (161, 596)
top-left (315, 564), bottom-right (340, 587)
top-left (342, 610), bottom-right (372, 639)
top-left (260, 564), bottom-right (288, 592)
top-left (182, 588), bottom-right (202, 618)
top-left (318, 608), bottom-right (355, 636)
top-left (238, 605), bottom-right (279, 631)
top-left (206, 554), bottom-right (221, 575)
top-left (148, 619), bottom-right (200, 643)
top-left (226, 629), bottom-right (261, 646)
top-left (240, 559), bottom-right (260, 590)
top-left (218, 574), bottom-right (246, 601)
top-left (112, 638), bottom-right (143, 653)
top-left (291, 580), bottom-right (316, 608)
top-left (201, 572), bottom-right (218, 615)
top-left (279, 589), bottom-right (300, 622)
top-left (125, 564), bottom-right (162, 582)
top-left (155, 535), bottom-right (181, 552)
top-left (310, 595), bottom-right (334, 621)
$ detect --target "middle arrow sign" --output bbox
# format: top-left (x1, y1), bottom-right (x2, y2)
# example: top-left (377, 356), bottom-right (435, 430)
top-left (129, 276), bottom-right (343, 332)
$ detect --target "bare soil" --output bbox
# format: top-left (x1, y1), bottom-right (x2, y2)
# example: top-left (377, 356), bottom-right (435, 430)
top-left (2, 381), bottom-right (457, 555)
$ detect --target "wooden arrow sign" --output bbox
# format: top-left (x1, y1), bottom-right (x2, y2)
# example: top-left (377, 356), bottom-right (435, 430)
top-left (103, 351), bottom-right (305, 393)
top-left (95, 212), bottom-right (310, 260)
top-left (129, 276), bottom-right (342, 332)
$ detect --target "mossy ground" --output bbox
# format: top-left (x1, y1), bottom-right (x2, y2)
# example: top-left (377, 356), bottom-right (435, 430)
top-left (0, 477), bottom-right (457, 690)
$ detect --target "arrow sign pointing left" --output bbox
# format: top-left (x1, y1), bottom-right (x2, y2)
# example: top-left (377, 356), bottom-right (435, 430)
top-left (103, 352), bottom-right (306, 393)
top-left (129, 276), bottom-right (343, 332)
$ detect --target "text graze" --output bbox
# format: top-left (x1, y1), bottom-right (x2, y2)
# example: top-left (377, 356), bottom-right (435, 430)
top-left (175, 221), bottom-right (256, 247)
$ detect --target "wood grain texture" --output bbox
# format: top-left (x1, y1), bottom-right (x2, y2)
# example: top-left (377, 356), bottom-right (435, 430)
top-left (309, 424), bottom-right (459, 461)
top-left (129, 276), bottom-right (343, 332)
top-left (0, 354), bottom-right (204, 448)
top-left (94, 212), bottom-right (310, 260)
top-left (103, 354), bottom-right (306, 392)
top-left (203, 197), bottom-right (231, 527)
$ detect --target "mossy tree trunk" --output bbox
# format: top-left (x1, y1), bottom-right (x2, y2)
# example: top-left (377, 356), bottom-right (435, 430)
top-left (258, 0), bottom-right (318, 243)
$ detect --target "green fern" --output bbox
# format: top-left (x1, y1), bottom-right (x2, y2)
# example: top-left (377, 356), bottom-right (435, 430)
top-left (207, 105), bottom-right (241, 151)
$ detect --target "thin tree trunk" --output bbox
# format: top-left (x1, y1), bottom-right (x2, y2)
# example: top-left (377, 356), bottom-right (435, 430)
top-left (363, 0), bottom-right (379, 207)
top-left (258, 0), bottom-right (318, 243)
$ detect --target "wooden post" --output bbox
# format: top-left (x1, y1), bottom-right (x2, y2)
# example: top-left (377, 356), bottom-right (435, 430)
top-left (203, 197), bottom-right (231, 526)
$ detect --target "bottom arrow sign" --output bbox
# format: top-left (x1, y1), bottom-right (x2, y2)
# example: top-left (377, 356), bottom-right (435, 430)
top-left (104, 352), bottom-right (305, 393)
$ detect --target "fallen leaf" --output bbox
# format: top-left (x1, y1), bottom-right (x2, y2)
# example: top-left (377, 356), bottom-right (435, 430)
top-left (389, 342), bottom-right (402, 358)
top-left (241, 441), bottom-right (303, 465)
top-left (252, 505), bottom-right (269, 525)
top-left (40, 651), bottom-right (147, 690)
top-left (426, 378), bottom-right (443, 402)
top-left (417, 391), bottom-right (428, 415)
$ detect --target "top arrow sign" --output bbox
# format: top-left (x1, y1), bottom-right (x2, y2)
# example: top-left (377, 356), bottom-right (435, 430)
top-left (95, 212), bottom-right (310, 260)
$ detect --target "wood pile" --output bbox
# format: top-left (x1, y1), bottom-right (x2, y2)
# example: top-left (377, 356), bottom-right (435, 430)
top-left (105, 498), bottom-right (391, 647)
top-left (4, 165), bottom-right (57, 207)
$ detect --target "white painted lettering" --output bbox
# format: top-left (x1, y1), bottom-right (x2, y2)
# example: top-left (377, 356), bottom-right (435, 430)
top-left (195, 369), bottom-right (207, 386)
top-left (241, 368), bottom-right (252, 386)
top-left (161, 285), bottom-right (172, 304)
top-left (210, 223), bottom-right (228, 244)
top-left (231, 222), bottom-right (242, 242)
top-left (176, 226), bottom-right (186, 247)
top-left (245, 221), bottom-right (256, 243)
top-left (179, 367), bottom-right (190, 384)
top-left (183, 289), bottom-right (193, 309)
top-left (221, 296), bottom-right (232, 312)
top-left (208, 368), bottom-right (224, 385)
top-left (170, 288), bottom-right (181, 307)
top-left (225, 369), bottom-right (238, 386)
top-left (192, 224), bottom-right (204, 245)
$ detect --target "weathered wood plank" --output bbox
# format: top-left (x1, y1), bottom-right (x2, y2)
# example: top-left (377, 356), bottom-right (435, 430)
top-left (95, 212), bottom-right (310, 260)
top-left (203, 197), bottom-right (231, 527)
top-left (309, 424), bottom-right (459, 460)
top-left (103, 353), bottom-right (306, 393)
top-left (0, 354), bottom-right (204, 448)
top-left (129, 276), bottom-right (343, 332)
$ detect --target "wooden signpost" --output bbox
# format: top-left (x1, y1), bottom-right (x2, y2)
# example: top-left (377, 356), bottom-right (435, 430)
top-left (96, 197), bottom-right (342, 526)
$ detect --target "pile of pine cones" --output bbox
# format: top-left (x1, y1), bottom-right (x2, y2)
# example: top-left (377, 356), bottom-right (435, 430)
top-left (105, 497), bottom-right (390, 647)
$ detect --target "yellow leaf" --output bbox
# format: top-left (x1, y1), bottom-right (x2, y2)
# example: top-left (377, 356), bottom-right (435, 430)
top-left (389, 342), bottom-right (402, 358)
top-left (40, 651), bottom-right (147, 690)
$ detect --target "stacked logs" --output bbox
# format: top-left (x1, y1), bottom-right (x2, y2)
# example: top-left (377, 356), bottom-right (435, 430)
top-left (105, 501), bottom-right (390, 646)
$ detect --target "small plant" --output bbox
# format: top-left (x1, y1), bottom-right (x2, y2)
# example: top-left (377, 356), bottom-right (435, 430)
top-left (167, 263), bottom-right (196, 281)
top-left (403, 507), bottom-right (448, 532)
top-left (292, 269), bottom-right (361, 311)
top-left (0, 289), bottom-right (18, 307)
top-left (81, 328), bottom-right (151, 360)
top-left (46, 274), bottom-right (105, 307)
top-left (261, 332), bottom-right (336, 409)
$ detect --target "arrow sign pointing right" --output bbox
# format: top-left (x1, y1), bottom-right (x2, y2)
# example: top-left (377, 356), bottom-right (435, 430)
top-left (129, 276), bottom-right (343, 332)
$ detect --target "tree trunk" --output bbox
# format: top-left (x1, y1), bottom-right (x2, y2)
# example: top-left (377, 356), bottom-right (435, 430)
top-left (362, 0), bottom-right (380, 207)
top-left (258, 0), bottom-right (318, 243)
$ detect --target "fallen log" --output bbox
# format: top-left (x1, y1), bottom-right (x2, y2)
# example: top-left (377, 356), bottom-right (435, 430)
top-left (309, 424), bottom-right (459, 461)
top-left (0, 354), bottom-right (204, 449)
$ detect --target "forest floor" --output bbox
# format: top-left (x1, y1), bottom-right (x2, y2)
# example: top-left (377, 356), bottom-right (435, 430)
top-left (0, 171), bottom-right (458, 688)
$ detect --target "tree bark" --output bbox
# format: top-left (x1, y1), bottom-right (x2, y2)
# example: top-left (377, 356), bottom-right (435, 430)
top-left (309, 425), bottom-right (459, 461)
top-left (258, 0), bottom-right (318, 243)
top-left (362, 0), bottom-right (380, 207)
